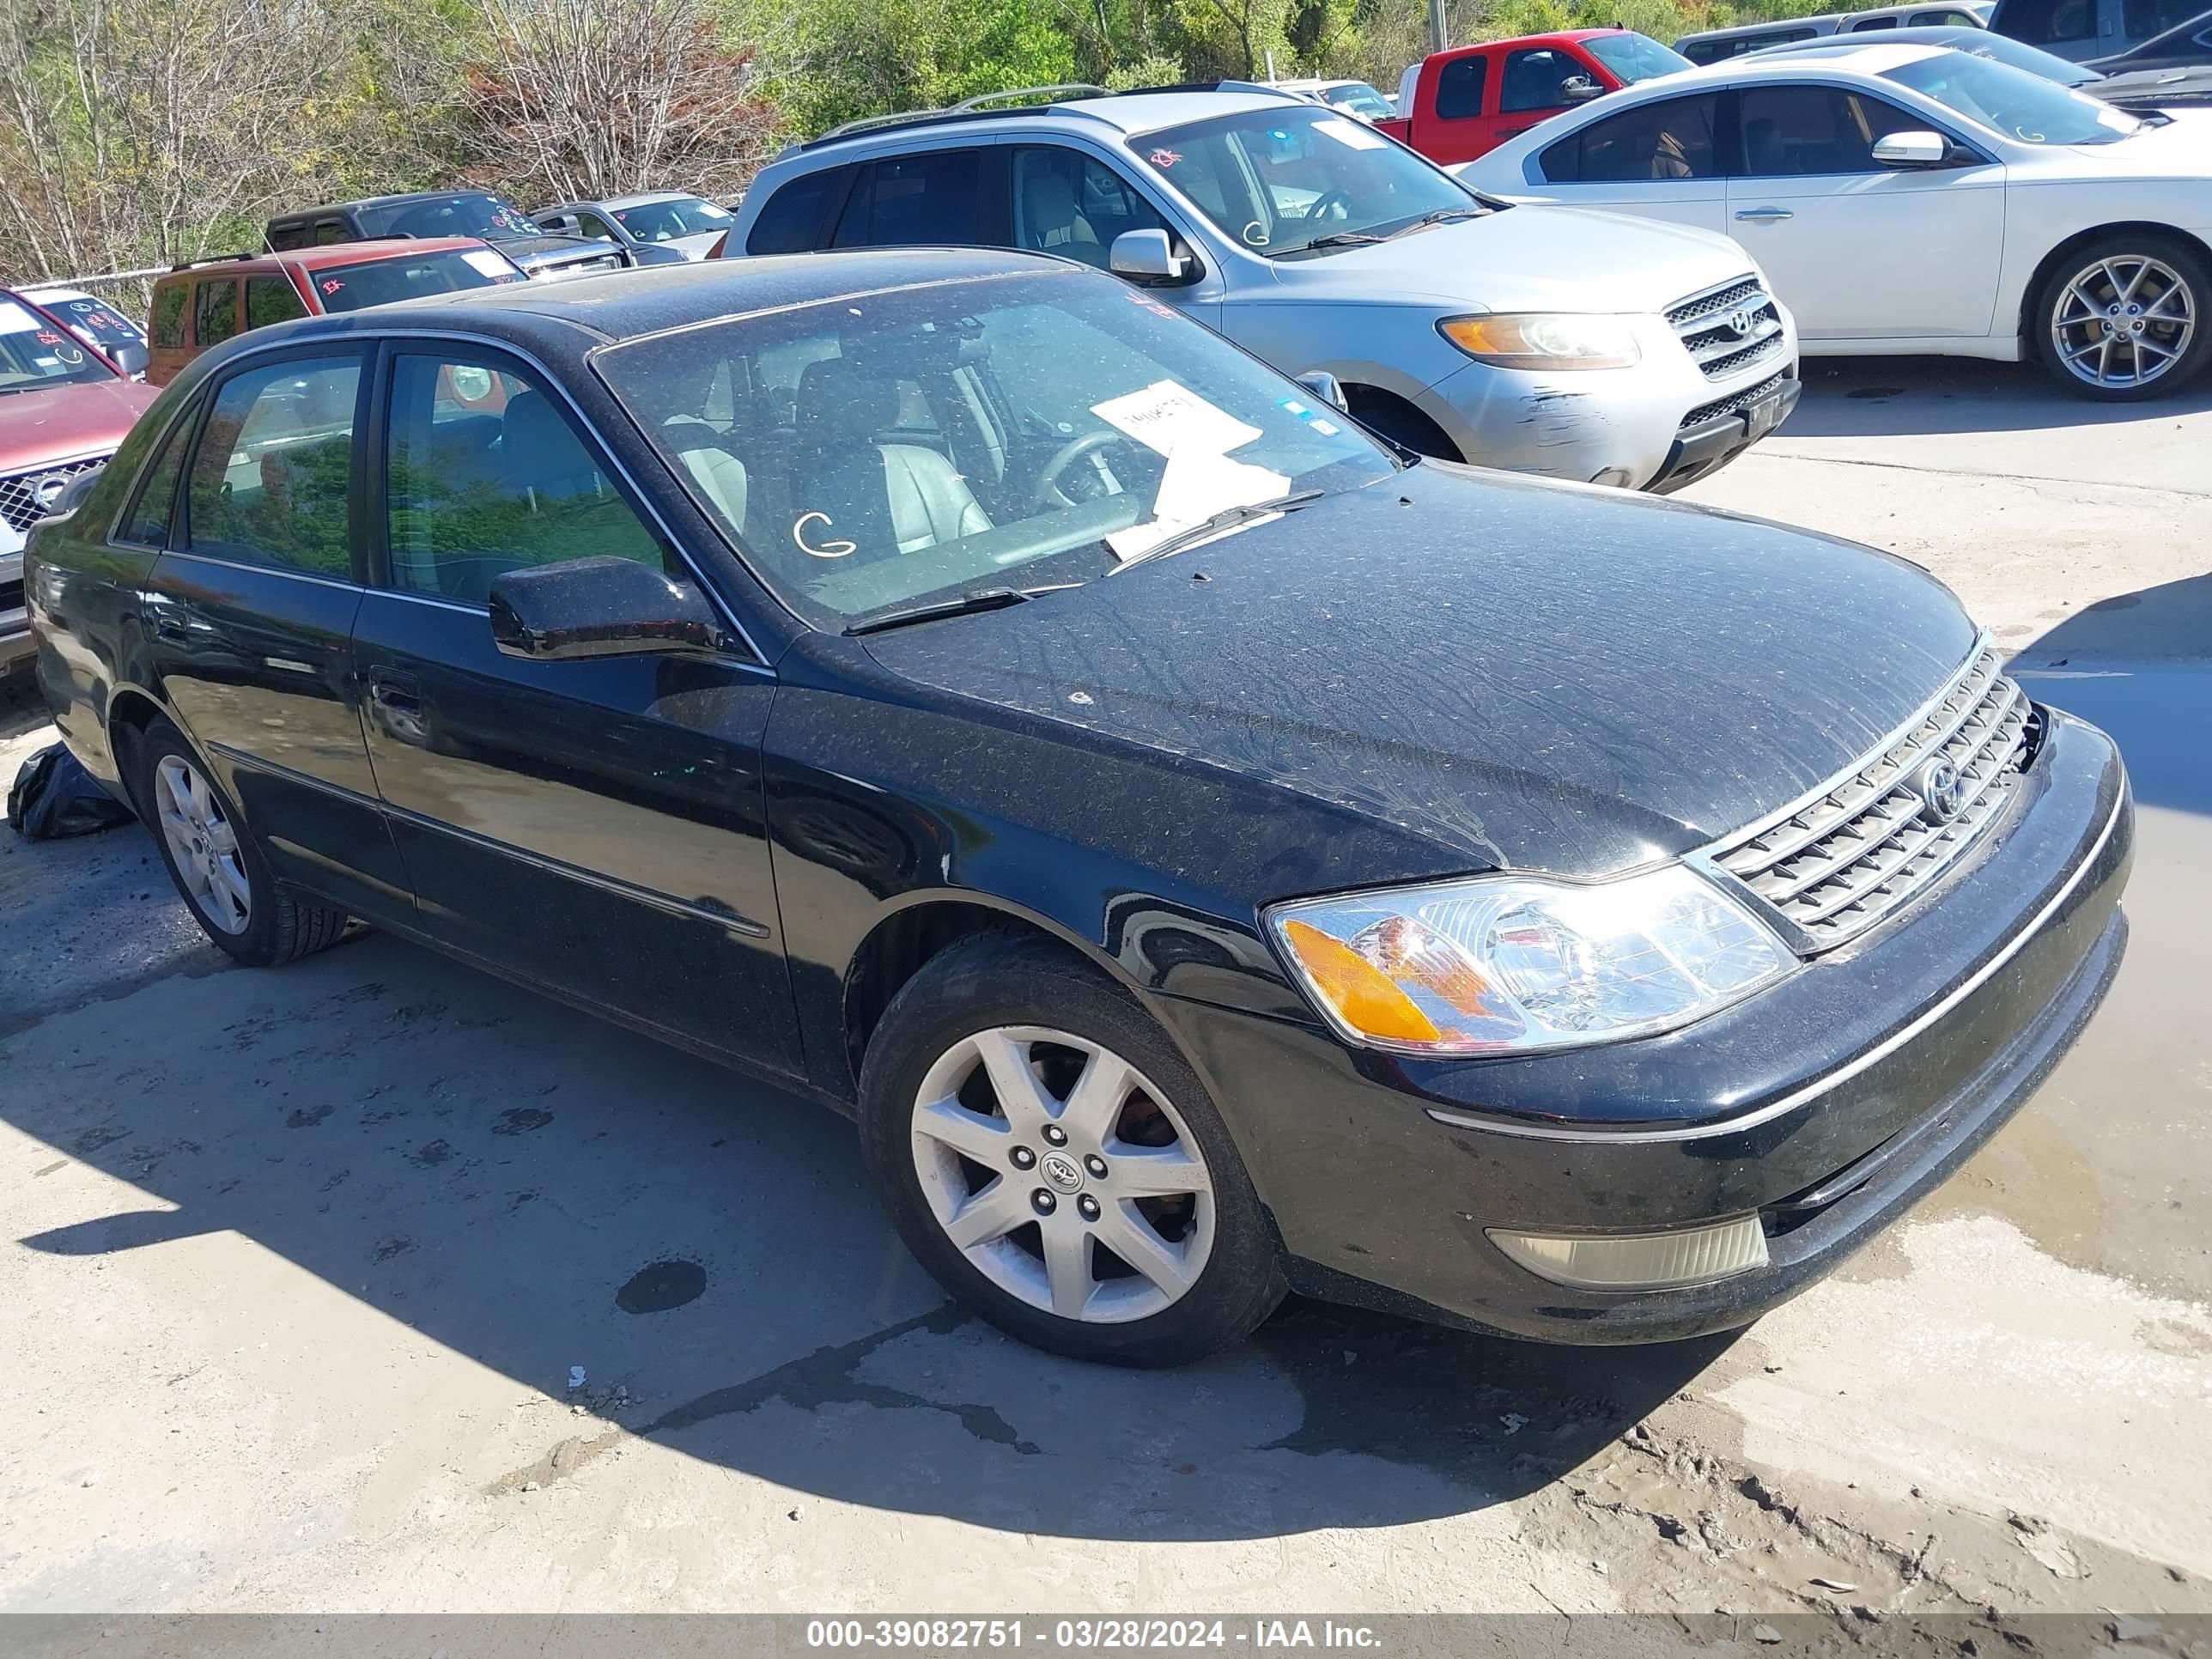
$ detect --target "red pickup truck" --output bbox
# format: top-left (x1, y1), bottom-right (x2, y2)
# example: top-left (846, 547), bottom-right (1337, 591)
top-left (1376, 29), bottom-right (1693, 165)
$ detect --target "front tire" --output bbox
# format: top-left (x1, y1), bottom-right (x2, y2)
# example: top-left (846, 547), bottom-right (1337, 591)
top-left (2035, 234), bottom-right (2210, 400)
top-left (858, 933), bottom-right (1285, 1367)
top-left (135, 719), bottom-right (349, 967)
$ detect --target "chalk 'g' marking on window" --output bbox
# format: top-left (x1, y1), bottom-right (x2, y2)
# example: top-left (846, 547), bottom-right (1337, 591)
top-left (793, 511), bottom-right (857, 558)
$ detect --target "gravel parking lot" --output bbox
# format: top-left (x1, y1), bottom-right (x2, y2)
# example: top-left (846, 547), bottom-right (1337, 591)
top-left (3, 358), bottom-right (2208, 1629)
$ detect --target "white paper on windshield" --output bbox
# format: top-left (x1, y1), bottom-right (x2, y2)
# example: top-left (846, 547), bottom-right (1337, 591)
top-left (1091, 380), bottom-right (1289, 560)
top-left (461, 248), bottom-right (516, 276)
top-left (0, 300), bottom-right (41, 334)
top-left (1315, 116), bottom-right (1386, 150)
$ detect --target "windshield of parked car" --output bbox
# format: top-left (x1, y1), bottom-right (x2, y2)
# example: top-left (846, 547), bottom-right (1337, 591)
top-left (610, 197), bottom-right (736, 242)
top-left (313, 246), bottom-right (526, 311)
top-left (598, 269), bottom-right (1396, 631)
top-left (1320, 82), bottom-right (1396, 118)
top-left (1583, 32), bottom-right (1696, 82)
top-left (1881, 49), bottom-right (2143, 140)
top-left (1133, 104), bottom-right (1484, 257)
top-left (356, 193), bottom-right (542, 240)
top-left (25, 292), bottom-right (148, 361)
top-left (0, 295), bottom-right (117, 392)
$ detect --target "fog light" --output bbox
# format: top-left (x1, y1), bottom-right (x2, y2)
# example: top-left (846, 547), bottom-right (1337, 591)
top-left (1487, 1214), bottom-right (1768, 1291)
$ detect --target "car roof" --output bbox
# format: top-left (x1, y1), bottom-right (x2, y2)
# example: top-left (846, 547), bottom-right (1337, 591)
top-left (246, 247), bottom-right (1085, 349)
top-left (155, 238), bottom-right (501, 279)
top-left (780, 86), bottom-right (1300, 163)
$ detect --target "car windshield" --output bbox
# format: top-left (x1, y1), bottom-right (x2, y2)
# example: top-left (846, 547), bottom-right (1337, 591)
top-left (597, 269), bottom-right (1396, 631)
top-left (1321, 82), bottom-right (1396, 118)
top-left (610, 197), bottom-right (735, 242)
top-left (0, 295), bottom-right (117, 392)
top-left (356, 193), bottom-right (542, 240)
top-left (26, 293), bottom-right (148, 357)
top-left (313, 246), bottom-right (526, 311)
top-left (1881, 49), bottom-right (2144, 140)
top-left (1583, 32), bottom-right (1696, 82)
top-left (1133, 104), bottom-right (1483, 257)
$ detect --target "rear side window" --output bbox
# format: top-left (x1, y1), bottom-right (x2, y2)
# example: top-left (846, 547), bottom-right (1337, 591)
top-left (193, 280), bottom-right (240, 348)
top-left (831, 150), bottom-right (982, 248)
top-left (246, 276), bottom-right (307, 330)
top-left (313, 218), bottom-right (350, 246)
top-left (1847, 13), bottom-right (1900, 26)
top-left (185, 356), bottom-right (361, 575)
top-left (747, 167), bottom-right (846, 254)
top-left (118, 409), bottom-right (194, 549)
top-left (149, 283), bottom-right (188, 349)
top-left (267, 220), bottom-right (312, 252)
top-left (1435, 55), bottom-right (1488, 118)
top-left (1541, 94), bottom-right (1721, 181)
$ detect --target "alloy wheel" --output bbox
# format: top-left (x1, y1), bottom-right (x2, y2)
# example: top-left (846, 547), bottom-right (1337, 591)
top-left (908, 1025), bottom-right (1216, 1324)
top-left (154, 755), bottom-right (252, 935)
top-left (2050, 254), bottom-right (2197, 392)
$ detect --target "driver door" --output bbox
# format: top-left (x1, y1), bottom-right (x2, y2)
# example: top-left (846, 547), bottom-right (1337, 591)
top-left (1725, 82), bottom-right (2005, 339)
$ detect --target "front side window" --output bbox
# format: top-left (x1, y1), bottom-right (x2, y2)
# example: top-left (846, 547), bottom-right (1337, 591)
top-left (384, 353), bottom-right (667, 604)
top-left (246, 276), bottom-right (307, 331)
top-left (1582, 32), bottom-right (1696, 82)
top-left (577, 210), bottom-right (620, 240)
top-left (597, 268), bottom-right (1396, 632)
top-left (1500, 48), bottom-right (1579, 112)
top-left (150, 284), bottom-right (189, 349)
top-left (1133, 105), bottom-right (1481, 257)
top-left (1012, 149), bottom-right (1169, 270)
top-left (832, 150), bottom-right (983, 248)
top-left (1541, 94), bottom-right (1720, 182)
top-left (611, 197), bottom-right (735, 242)
top-left (0, 295), bottom-right (117, 390)
top-left (193, 280), bottom-right (240, 348)
top-left (1881, 50), bottom-right (2142, 141)
top-left (1738, 85), bottom-right (1925, 173)
top-left (311, 247), bottom-right (524, 313)
top-left (1435, 56), bottom-right (1489, 119)
top-left (185, 356), bottom-right (360, 575)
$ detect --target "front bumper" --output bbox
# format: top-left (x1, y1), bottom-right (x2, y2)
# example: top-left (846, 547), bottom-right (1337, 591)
top-left (1157, 709), bottom-right (2132, 1342)
top-left (0, 549), bottom-right (31, 671)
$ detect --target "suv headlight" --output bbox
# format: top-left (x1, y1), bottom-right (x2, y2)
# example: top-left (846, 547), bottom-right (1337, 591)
top-left (1267, 864), bottom-right (1795, 1057)
top-left (1438, 313), bottom-right (1640, 370)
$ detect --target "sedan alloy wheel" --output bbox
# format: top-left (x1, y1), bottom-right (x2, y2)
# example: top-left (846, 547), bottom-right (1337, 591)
top-left (2050, 252), bottom-right (2197, 392)
top-left (154, 753), bottom-right (252, 934)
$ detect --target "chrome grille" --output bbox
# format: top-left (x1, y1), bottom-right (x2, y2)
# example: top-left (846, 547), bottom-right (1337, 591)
top-left (1668, 273), bottom-right (1787, 382)
top-left (1705, 642), bottom-right (2034, 951)
top-left (1682, 371), bottom-right (1790, 432)
top-left (0, 454), bottom-right (110, 533)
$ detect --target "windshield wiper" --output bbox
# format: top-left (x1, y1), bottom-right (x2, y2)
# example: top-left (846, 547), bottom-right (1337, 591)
top-left (1299, 230), bottom-right (1387, 252)
top-left (1107, 490), bottom-right (1325, 574)
top-left (845, 583), bottom-right (1076, 636)
top-left (1385, 207), bottom-right (1489, 240)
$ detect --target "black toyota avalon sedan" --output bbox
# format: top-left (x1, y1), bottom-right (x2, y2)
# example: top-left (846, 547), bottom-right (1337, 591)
top-left (25, 251), bottom-right (2131, 1366)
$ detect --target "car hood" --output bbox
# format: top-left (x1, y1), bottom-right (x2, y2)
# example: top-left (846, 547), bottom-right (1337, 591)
top-left (0, 378), bottom-right (159, 474)
top-left (2095, 67), bottom-right (2212, 107)
top-left (862, 465), bottom-right (1978, 879)
top-left (1271, 205), bottom-right (1756, 312)
top-left (2062, 108), bottom-right (2212, 169)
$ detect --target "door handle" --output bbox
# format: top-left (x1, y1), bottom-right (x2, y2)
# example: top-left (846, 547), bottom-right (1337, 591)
top-left (368, 668), bottom-right (421, 712)
top-left (1734, 207), bottom-right (1794, 223)
top-left (154, 619), bottom-right (188, 644)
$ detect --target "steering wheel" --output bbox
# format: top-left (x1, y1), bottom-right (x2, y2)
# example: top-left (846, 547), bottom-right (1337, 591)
top-left (1303, 189), bottom-right (1355, 223)
top-left (1033, 429), bottom-right (1135, 511)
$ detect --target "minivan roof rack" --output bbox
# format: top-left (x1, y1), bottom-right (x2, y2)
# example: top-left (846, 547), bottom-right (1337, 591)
top-left (801, 83), bottom-right (1116, 149)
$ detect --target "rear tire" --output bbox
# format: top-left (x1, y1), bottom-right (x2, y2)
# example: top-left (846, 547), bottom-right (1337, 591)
top-left (858, 933), bottom-right (1285, 1367)
top-left (134, 719), bottom-right (349, 967)
top-left (2034, 233), bottom-right (2211, 400)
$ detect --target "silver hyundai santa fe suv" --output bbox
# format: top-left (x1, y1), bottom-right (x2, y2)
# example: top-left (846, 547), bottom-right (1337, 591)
top-left (721, 83), bottom-right (1802, 491)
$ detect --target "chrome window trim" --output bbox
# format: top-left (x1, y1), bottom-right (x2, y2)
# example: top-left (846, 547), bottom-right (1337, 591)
top-left (154, 546), bottom-right (363, 592)
top-left (167, 325), bottom-right (774, 672)
top-left (1425, 777), bottom-right (2124, 1146)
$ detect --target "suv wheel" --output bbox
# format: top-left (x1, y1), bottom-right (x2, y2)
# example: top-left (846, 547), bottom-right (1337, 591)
top-left (858, 934), bottom-right (1285, 1366)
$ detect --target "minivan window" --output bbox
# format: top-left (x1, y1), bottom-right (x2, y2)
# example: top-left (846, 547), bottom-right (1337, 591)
top-left (185, 356), bottom-right (361, 575)
top-left (1133, 105), bottom-right (1480, 257)
top-left (1541, 94), bottom-right (1721, 181)
top-left (1881, 49), bottom-right (2141, 140)
top-left (747, 167), bottom-right (847, 254)
top-left (246, 276), bottom-right (307, 330)
top-left (598, 269), bottom-right (1395, 632)
top-left (831, 150), bottom-right (984, 248)
top-left (193, 280), bottom-right (240, 349)
top-left (150, 283), bottom-right (188, 349)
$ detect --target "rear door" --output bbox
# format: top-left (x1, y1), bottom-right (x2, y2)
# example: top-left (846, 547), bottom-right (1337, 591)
top-left (1527, 92), bottom-right (1730, 234)
top-left (348, 341), bottom-right (803, 1074)
top-left (1725, 82), bottom-right (2005, 338)
top-left (145, 344), bottom-right (409, 919)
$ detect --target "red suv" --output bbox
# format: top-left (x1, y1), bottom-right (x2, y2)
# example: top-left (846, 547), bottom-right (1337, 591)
top-left (146, 239), bottom-right (525, 386)
top-left (1, 289), bottom-right (158, 671)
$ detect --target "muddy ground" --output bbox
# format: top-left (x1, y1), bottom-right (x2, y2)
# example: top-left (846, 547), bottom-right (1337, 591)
top-left (1, 356), bottom-right (2208, 1636)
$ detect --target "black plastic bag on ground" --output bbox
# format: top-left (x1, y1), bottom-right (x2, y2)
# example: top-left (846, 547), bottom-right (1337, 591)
top-left (8, 742), bottom-right (136, 840)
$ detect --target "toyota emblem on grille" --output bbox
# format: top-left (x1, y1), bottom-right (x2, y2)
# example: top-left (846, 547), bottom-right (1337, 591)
top-left (1914, 758), bottom-right (1967, 823)
top-left (1724, 308), bottom-right (1757, 338)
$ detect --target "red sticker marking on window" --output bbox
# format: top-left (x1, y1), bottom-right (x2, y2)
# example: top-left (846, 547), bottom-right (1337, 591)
top-left (35, 330), bottom-right (61, 344)
top-left (1148, 149), bottom-right (1181, 167)
top-left (321, 279), bottom-right (344, 295)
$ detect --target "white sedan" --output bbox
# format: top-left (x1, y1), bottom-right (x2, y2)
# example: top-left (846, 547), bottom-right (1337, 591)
top-left (1459, 44), bottom-right (2212, 398)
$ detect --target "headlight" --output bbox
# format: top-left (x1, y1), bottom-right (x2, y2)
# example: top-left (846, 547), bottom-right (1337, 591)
top-left (1267, 864), bottom-right (1795, 1057)
top-left (1438, 313), bottom-right (1641, 370)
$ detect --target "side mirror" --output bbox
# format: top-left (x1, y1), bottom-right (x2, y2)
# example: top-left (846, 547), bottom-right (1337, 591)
top-left (1296, 370), bottom-right (1350, 413)
top-left (1871, 130), bottom-right (1954, 167)
top-left (1109, 228), bottom-right (1191, 284)
top-left (1561, 76), bottom-right (1605, 103)
top-left (111, 341), bottom-right (151, 378)
top-left (488, 556), bottom-right (726, 661)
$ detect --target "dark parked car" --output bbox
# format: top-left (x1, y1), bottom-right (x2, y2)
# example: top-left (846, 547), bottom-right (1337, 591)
top-left (24, 252), bottom-right (2133, 1366)
top-left (266, 192), bottom-right (629, 282)
top-left (2087, 4), bottom-right (2212, 64)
